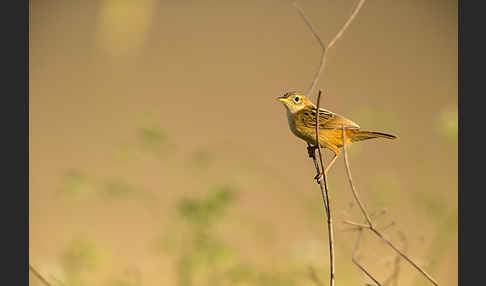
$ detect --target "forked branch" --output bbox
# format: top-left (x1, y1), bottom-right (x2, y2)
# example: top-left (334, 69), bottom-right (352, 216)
top-left (297, 1), bottom-right (367, 285)
top-left (294, 0), bottom-right (367, 98)
top-left (340, 126), bottom-right (439, 286)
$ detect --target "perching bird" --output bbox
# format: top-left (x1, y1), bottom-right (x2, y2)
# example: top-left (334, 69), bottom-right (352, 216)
top-left (277, 91), bottom-right (397, 176)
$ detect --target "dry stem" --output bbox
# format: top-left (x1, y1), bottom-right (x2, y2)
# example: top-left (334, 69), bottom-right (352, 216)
top-left (383, 231), bottom-right (407, 286)
top-left (295, 1), bottom-right (367, 284)
top-left (315, 89), bottom-right (335, 286)
top-left (340, 126), bottom-right (439, 286)
top-left (294, 0), bottom-right (367, 99)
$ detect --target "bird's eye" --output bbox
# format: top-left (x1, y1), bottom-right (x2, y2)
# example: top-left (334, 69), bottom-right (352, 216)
top-left (294, 97), bottom-right (300, 102)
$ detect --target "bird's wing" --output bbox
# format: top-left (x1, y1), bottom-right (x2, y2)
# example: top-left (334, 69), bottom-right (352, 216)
top-left (299, 107), bottom-right (360, 129)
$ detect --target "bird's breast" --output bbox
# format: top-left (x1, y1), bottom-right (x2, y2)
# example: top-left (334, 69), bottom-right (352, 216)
top-left (286, 110), bottom-right (314, 142)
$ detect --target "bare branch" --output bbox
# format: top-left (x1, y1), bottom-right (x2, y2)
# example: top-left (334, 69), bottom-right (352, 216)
top-left (383, 231), bottom-right (407, 286)
top-left (341, 125), bottom-right (373, 227)
top-left (380, 221), bottom-right (396, 233)
top-left (327, 0), bottom-right (367, 50)
top-left (294, 0), bottom-right (366, 98)
top-left (293, 2), bottom-right (438, 285)
top-left (370, 227), bottom-right (438, 285)
top-left (308, 143), bottom-right (328, 212)
top-left (370, 209), bottom-right (388, 221)
top-left (310, 89), bottom-right (335, 286)
top-left (343, 220), bottom-right (371, 229)
top-left (341, 126), bottom-right (439, 286)
top-left (316, 90), bottom-right (335, 286)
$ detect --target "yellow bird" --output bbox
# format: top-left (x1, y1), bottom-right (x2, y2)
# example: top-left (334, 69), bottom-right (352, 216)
top-left (277, 91), bottom-right (397, 175)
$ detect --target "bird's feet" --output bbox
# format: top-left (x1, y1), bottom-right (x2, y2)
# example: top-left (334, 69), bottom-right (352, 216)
top-left (314, 172), bottom-right (324, 184)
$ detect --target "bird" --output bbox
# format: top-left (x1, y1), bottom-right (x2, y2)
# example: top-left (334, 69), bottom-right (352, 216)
top-left (277, 91), bottom-right (397, 178)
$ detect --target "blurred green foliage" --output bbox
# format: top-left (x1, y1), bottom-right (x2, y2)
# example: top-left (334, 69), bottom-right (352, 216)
top-left (112, 142), bottom-right (139, 164)
top-left (189, 149), bottom-right (214, 170)
top-left (137, 113), bottom-right (171, 156)
top-left (156, 185), bottom-right (307, 286)
top-left (57, 169), bottom-right (95, 199)
top-left (58, 237), bottom-right (143, 286)
top-left (99, 179), bottom-right (141, 200)
top-left (178, 185), bottom-right (236, 226)
top-left (175, 185), bottom-right (237, 286)
top-left (50, 106), bottom-right (455, 286)
top-left (112, 115), bottom-right (174, 164)
top-left (61, 236), bottom-right (103, 286)
top-left (63, 237), bottom-right (101, 273)
top-left (57, 169), bottom-right (152, 203)
top-left (139, 124), bottom-right (169, 153)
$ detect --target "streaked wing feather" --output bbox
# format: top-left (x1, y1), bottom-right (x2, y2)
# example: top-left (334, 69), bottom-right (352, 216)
top-left (299, 107), bottom-right (360, 129)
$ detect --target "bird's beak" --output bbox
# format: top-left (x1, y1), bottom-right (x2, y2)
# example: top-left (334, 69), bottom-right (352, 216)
top-left (277, 96), bottom-right (288, 103)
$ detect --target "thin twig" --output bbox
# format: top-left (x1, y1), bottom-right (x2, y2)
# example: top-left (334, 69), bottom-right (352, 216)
top-left (352, 230), bottom-right (382, 286)
top-left (315, 89), bottom-right (335, 286)
top-left (341, 126), bottom-right (439, 286)
top-left (380, 221), bottom-right (396, 233)
top-left (29, 263), bottom-right (53, 286)
top-left (307, 145), bottom-right (333, 285)
top-left (327, 0), bottom-right (367, 50)
top-left (341, 126), bottom-right (373, 227)
top-left (370, 209), bottom-right (388, 221)
top-left (294, 0), bottom-right (366, 98)
top-left (343, 220), bottom-right (370, 229)
top-left (308, 143), bottom-right (328, 213)
top-left (293, 2), bottom-right (364, 285)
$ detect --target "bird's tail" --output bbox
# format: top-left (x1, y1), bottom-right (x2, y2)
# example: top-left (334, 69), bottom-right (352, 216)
top-left (349, 130), bottom-right (397, 142)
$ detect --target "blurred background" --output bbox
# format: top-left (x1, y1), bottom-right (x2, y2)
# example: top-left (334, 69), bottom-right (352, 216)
top-left (29, 0), bottom-right (457, 285)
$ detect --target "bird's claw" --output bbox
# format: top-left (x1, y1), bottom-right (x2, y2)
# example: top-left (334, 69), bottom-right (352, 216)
top-left (314, 172), bottom-right (323, 184)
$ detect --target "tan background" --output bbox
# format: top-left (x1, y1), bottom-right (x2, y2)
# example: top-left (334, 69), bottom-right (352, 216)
top-left (30, 0), bottom-right (457, 285)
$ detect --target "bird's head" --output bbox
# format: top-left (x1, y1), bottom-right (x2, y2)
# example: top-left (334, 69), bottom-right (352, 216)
top-left (277, 91), bottom-right (312, 113)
